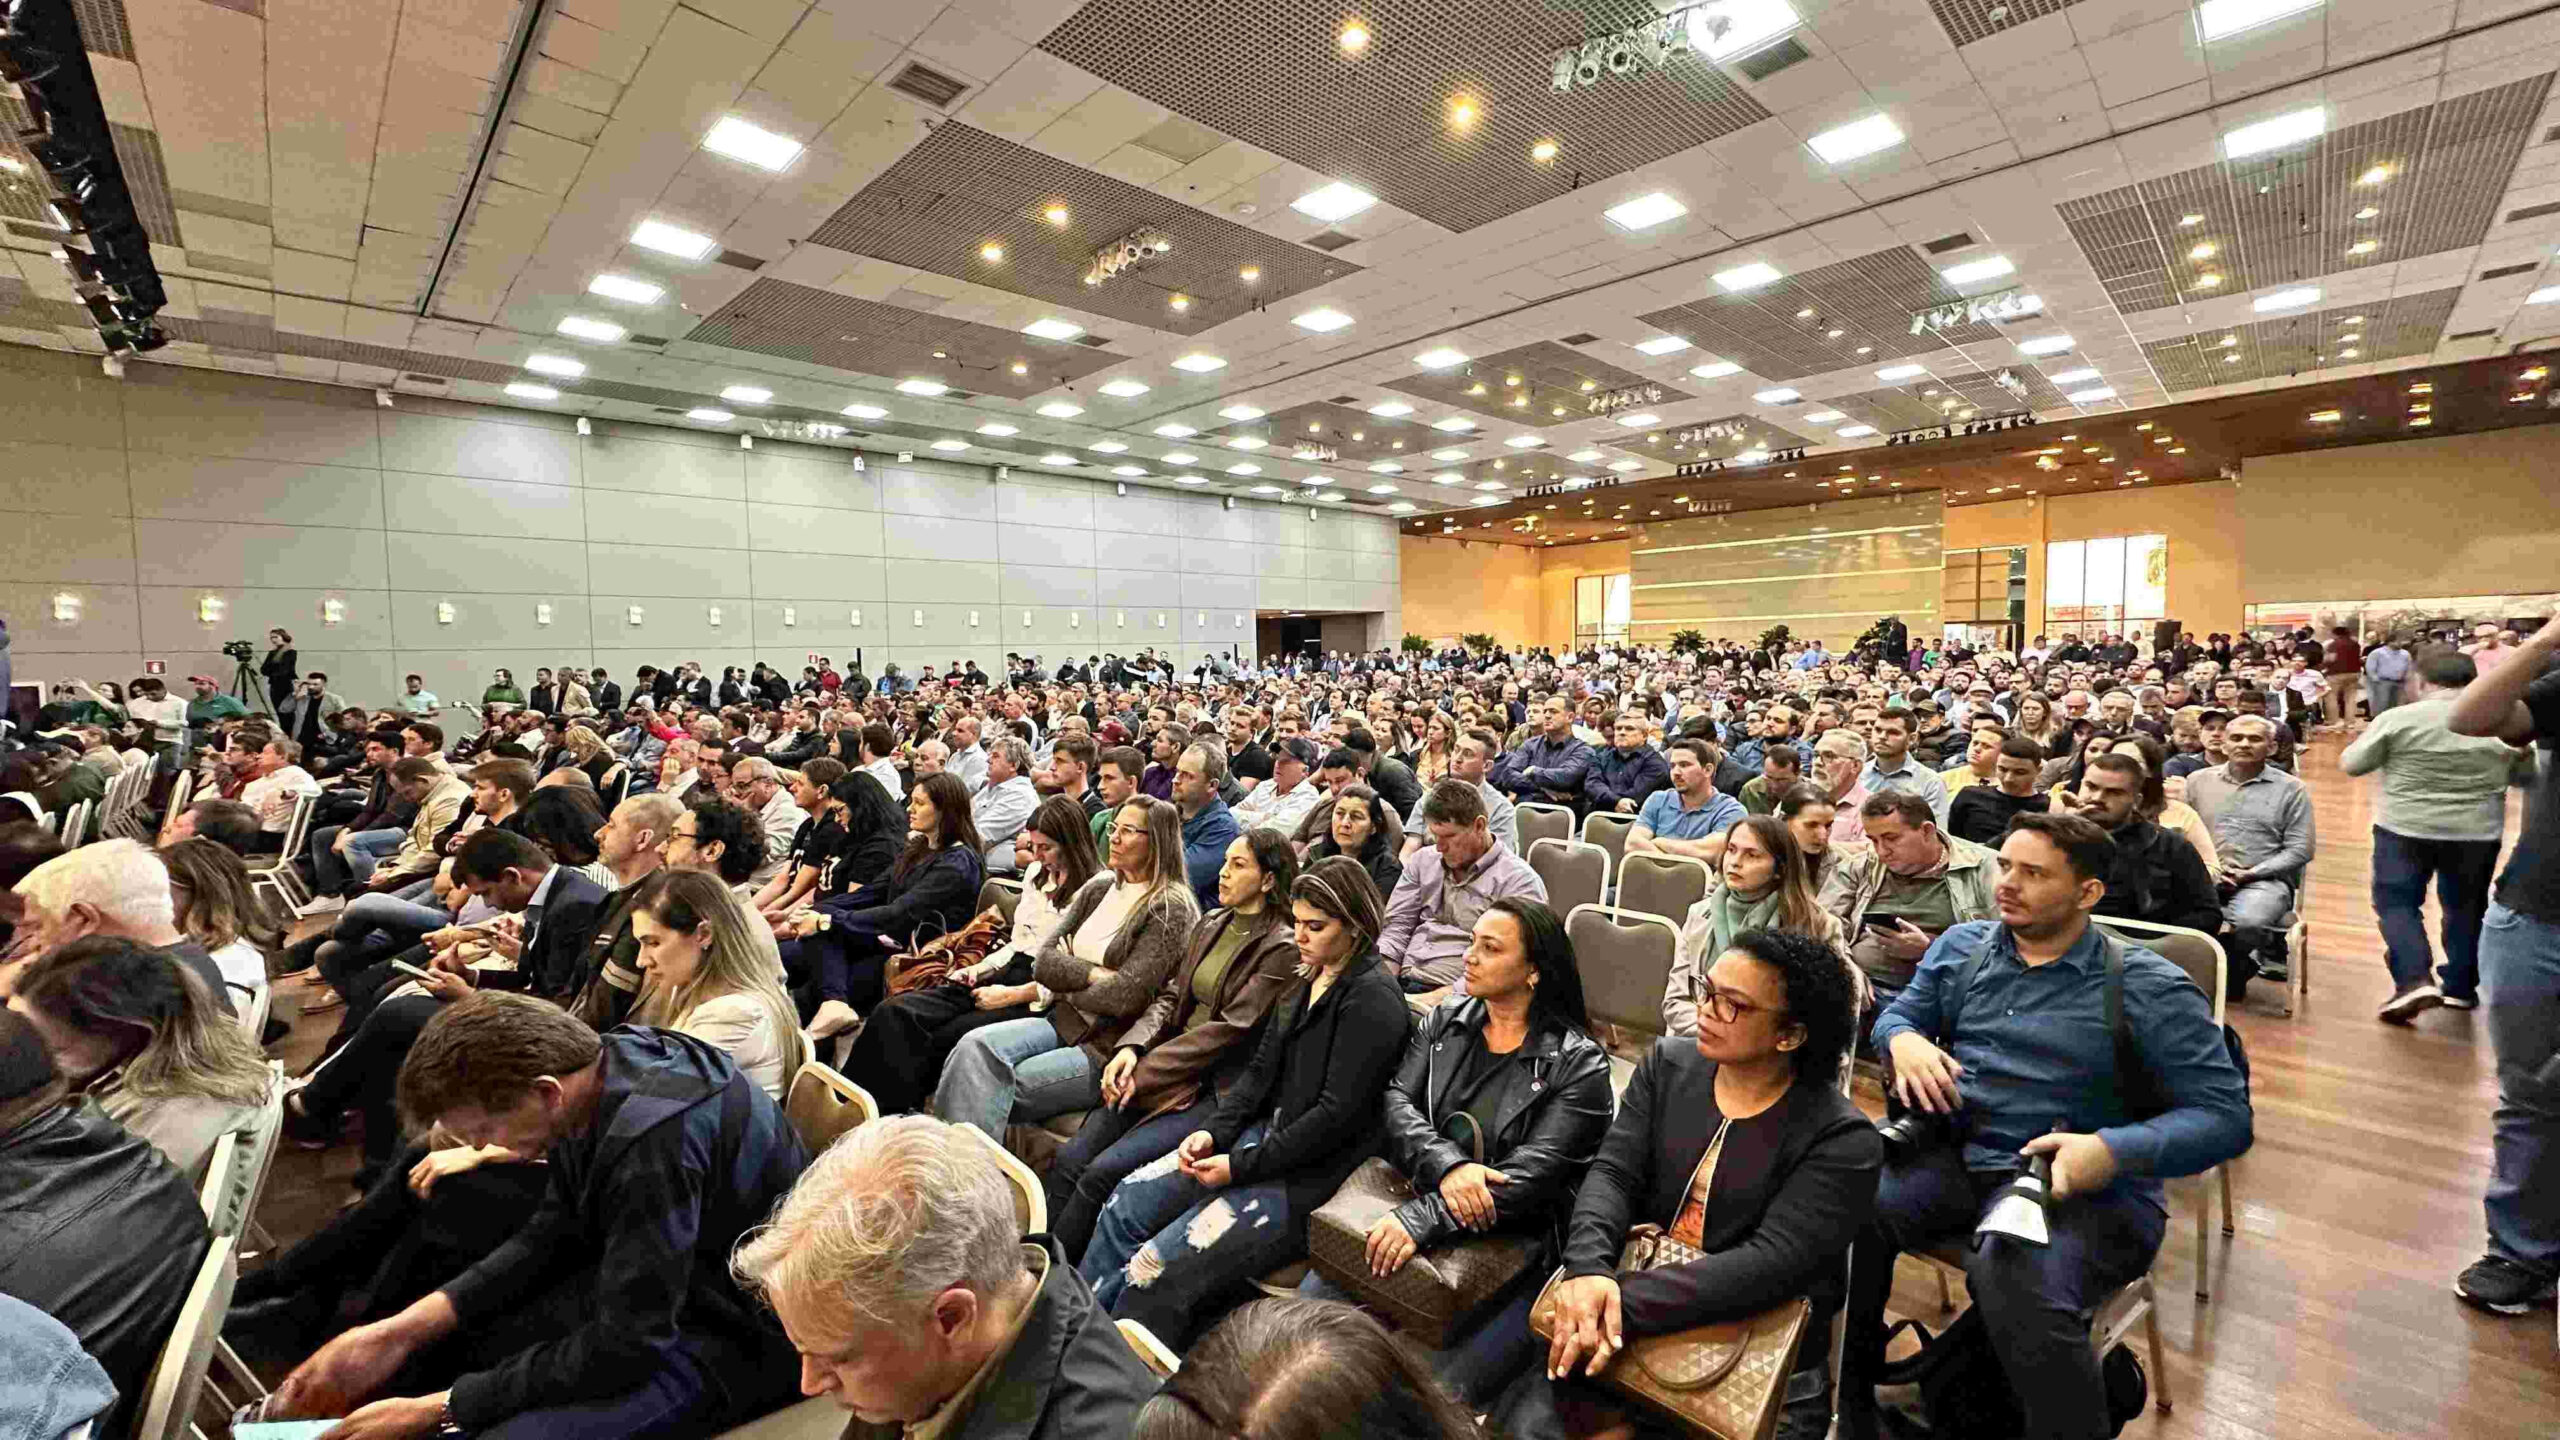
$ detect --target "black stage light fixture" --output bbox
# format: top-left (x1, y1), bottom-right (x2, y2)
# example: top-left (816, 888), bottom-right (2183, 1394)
top-left (2, 0), bottom-right (168, 354)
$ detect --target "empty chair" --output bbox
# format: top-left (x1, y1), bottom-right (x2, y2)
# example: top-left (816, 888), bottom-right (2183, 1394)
top-left (1615, 850), bottom-right (1714, 927)
top-left (1579, 810), bottom-right (1636, 879)
top-left (1565, 903), bottom-right (1681, 1050)
top-left (1515, 801), bottom-right (1574, 852)
top-left (1527, 838), bottom-right (1607, 921)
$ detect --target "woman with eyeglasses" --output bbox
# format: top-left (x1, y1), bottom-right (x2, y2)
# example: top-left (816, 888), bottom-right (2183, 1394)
top-left (1494, 928), bottom-right (1878, 1440)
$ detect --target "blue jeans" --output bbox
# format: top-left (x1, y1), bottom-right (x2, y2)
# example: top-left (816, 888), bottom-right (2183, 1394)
top-left (930, 1017), bottom-right (1100, 1142)
top-left (2366, 678), bottom-right (2403, 714)
top-left (2372, 827), bottom-right (2500, 995)
top-left (2481, 903), bottom-right (2560, 1277)
top-left (310, 825), bottom-right (404, 895)
top-left (1046, 1095), bottom-right (1215, 1264)
top-left (1080, 1120), bottom-right (1305, 1350)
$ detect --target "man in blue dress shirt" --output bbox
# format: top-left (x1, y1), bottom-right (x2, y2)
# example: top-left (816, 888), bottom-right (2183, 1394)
top-left (1626, 738), bottom-right (1746, 867)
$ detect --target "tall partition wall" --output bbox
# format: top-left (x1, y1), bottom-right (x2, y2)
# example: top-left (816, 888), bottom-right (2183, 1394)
top-left (1625, 494), bottom-right (1944, 650)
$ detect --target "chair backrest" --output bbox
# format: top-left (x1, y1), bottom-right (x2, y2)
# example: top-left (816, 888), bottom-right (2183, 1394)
top-left (273, 789), bottom-right (319, 858)
top-left (197, 1132), bottom-right (243, 1231)
top-left (1515, 802), bottom-right (1574, 852)
top-left (239, 982), bottom-right (273, 1046)
top-left (603, 764), bottom-right (630, 807)
top-left (1616, 851), bottom-right (1714, 927)
top-left (227, 1062), bottom-right (289, 1239)
top-left (978, 878), bottom-right (1022, 927)
top-left (60, 799), bottom-right (93, 846)
top-left (1566, 903), bottom-right (1681, 1042)
top-left (952, 1120), bottom-right (1048, 1235)
top-left (784, 1060), bottom-right (880, 1157)
top-left (1527, 838), bottom-right (1607, 920)
top-left (1580, 810), bottom-right (1636, 878)
top-left (1117, 1318), bottom-right (1182, 1378)
top-left (134, 1235), bottom-right (237, 1440)
top-left (2091, 916), bottom-right (2228, 1025)
top-left (165, 768), bottom-right (196, 821)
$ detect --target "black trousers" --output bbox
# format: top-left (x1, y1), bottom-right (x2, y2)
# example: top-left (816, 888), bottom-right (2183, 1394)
top-left (303, 988), bottom-right (447, 1179)
top-left (834, 955), bottom-right (1035, 1115)
top-left (236, 1142), bottom-right (546, 1324)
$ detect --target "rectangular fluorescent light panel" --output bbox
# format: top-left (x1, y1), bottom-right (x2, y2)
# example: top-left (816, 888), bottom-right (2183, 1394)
top-left (1753, 387), bottom-right (1801, 403)
top-left (1171, 353), bottom-right (1227, 373)
top-left (931, 439), bottom-right (969, 451)
top-left (1431, 417), bottom-right (1476, 432)
top-left (1091, 441), bottom-right (1129, 453)
top-left (1100, 379), bottom-right (1151, 397)
top-left (1368, 400), bottom-right (1414, 416)
top-left (630, 219), bottom-right (717, 260)
top-left (703, 116), bottom-right (803, 171)
top-left (1690, 361), bottom-right (1741, 379)
top-left (588, 274), bottom-right (662, 304)
top-left (1218, 404), bottom-right (1264, 420)
top-left (1154, 423), bottom-right (1198, 437)
top-left (895, 378), bottom-right (949, 396)
top-left (1432, 447), bottom-right (1470, 461)
top-left (1713, 261), bottom-right (1782, 291)
top-left (2066, 387), bottom-right (2117, 403)
top-left (1634, 335), bottom-right (1692, 355)
top-left (2197, 0), bottom-right (2320, 42)
top-left (687, 408), bottom-right (734, 422)
top-left (1876, 363), bottom-right (1926, 381)
top-left (504, 383), bottom-right (558, 401)
top-left (976, 423), bottom-right (1018, 436)
top-left (1569, 448), bottom-right (1605, 462)
top-left (2223, 106), bottom-right (2325, 159)
top-left (524, 354), bottom-right (584, 377)
top-left (719, 384), bottom-right (772, 404)
top-left (2016, 334), bottom-right (2074, 356)
top-left (1939, 255), bottom-right (2015, 286)
top-left (1022, 317), bottom-right (1084, 341)
top-left (1836, 424), bottom-right (1877, 437)
top-left (1038, 401), bottom-right (1084, 418)
top-left (2253, 287), bottom-right (2320, 312)
top-left (1807, 112), bottom-right (1905, 165)
top-left (2529, 286), bottom-right (2560, 304)
top-left (1294, 307), bottom-right (1354, 332)
top-left (1608, 459), bottom-right (1642, 471)
top-left (1606, 191), bottom-right (1688, 231)
top-left (1293, 182), bottom-right (1378, 223)
top-left (1802, 409), bottom-right (1845, 423)
top-left (556, 316), bottom-right (624, 342)
top-left (1414, 347), bottom-right (1469, 369)
top-left (843, 403), bottom-right (888, 419)
top-left (1504, 435), bottom-right (1543, 447)
top-left (2045, 368), bottom-right (2100, 385)
top-left (1614, 411), bottom-right (1661, 428)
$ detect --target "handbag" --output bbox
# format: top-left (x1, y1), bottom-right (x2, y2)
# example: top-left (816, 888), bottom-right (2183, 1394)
top-left (885, 904), bottom-right (1006, 996)
top-left (1305, 1131), bottom-right (1539, 1348)
top-left (1526, 1120), bottom-right (1811, 1440)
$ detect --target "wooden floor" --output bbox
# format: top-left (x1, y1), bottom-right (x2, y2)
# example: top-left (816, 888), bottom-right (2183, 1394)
top-left (248, 729), bottom-right (2560, 1435)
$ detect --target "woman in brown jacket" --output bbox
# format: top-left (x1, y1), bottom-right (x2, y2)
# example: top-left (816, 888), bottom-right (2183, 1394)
top-left (930, 794), bottom-right (1199, 1141)
top-left (1048, 826), bottom-right (1303, 1262)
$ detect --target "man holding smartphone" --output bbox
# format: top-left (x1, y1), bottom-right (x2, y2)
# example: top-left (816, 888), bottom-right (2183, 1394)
top-left (1819, 791), bottom-right (2001, 1011)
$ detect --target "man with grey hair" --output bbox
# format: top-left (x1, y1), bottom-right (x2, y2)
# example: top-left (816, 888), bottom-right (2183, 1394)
top-left (9, 838), bottom-right (238, 1008)
top-left (911, 737), bottom-right (951, 782)
top-left (2186, 712), bottom-right (2316, 990)
top-left (735, 1115), bottom-right (1153, 1436)
top-left (1171, 740), bottom-right (1239, 911)
top-left (1812, 727), bottom-right (1874, 846)
top-left (971, 737), bottom-right (1039, 878)
top-left (728, 757), bottom-right (802, 888)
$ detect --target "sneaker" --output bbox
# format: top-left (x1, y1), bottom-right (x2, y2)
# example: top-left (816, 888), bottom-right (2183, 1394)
top-left (2456, 1256), bottom-right (2557, 1314)
top-left (2257, 957), bottom-right (2291, 982)
top-left (2379, 983), bottom-right (2443, 1024)
top-left (297, 894), bottom-right (345, 917)
top-left (2442, 994), bottom-right (2479, 1011)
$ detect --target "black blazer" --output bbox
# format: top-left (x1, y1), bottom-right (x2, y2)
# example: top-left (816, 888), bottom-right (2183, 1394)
top-left (1379, 999), bottom-right (1613, 1254)
top-left (501, 866), bottom-right (614, 1000)
top-left (1562, 1039), bottom-right (1881, 1337)
top-left (1209, 950), bottom-right (1411, 1211)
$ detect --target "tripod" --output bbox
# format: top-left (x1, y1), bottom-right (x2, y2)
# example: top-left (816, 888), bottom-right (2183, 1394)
top-left (230, 658), bottom-right (276, 721)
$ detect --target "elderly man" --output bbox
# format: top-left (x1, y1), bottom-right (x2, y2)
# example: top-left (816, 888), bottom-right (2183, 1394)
top-left (271, 993), bottom-right (808, 1440)
top-left (1233, 736), bottom-right (1324, 836)
top-left (734, 1115), bottom-right (1152, 1439)
top-left (9, 838), bottom-right (244, 1005)
top-left (1399, 729), bottom-right (1516, 860)
top-left (1586, 711), bottom-right (1672, 817)
top-left (1812, 727), bottom-right (1875, 846)
top-left (239, 734), bottom-right (324, 853)
top-left (1627, 738), bottom-right (1745, 865)
top-left (2184, 714), bottom-right (2315, 989)
top-left (971, 738), bottom-right (1040, 878)
top-left (727, 757), bottom-right (805, 889)
top-left (1169, 741), bottom-right (1240, 911)
top-left (1381, 778), bottom-right (1548, 995)
top-left (1822, 792), bottom-right (2000, 1010)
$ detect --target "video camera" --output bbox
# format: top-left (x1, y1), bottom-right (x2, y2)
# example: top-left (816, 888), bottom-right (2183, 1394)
top-left (220, 639), bottom-right (256, 663)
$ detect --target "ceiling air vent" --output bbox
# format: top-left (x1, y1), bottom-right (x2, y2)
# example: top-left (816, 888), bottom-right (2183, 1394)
top-left (1733, 36), bottom-right (1809, 81)
top-left (889, 62), bottom-right (969, 109)
top-left (1073, 333), bottom-right (1111, 347)
top-left (1304, 230), bottom-right (1358, 252)
top-left (653, 407), bottom-right (686, 415)
top-left (2448, 328), bottom-right (2497, 341)
top-left (1327, 394), bottom-right (1360, 405)
top-left (943, 388), bottom-right (979, 402)
top-left (2545, 125), bottom-right (2560, 143)
top-left (714, 250), bottom-right (765, 271)
top-left (2505, 200), bottom-right (2560, 224)
top-left (1559, 332), bottom-right (1601, 345)
top-left (628, 334), bottom-right (669, 347)
top-left (1922, 231), bottom-right (1977, 255)
top-left (400, 373), bottom-right (448, 386)
top-left (2481, 261), bottom-right (2539, 281)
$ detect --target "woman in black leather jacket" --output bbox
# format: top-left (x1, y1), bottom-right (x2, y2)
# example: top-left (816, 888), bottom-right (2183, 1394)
top-left (1305, 895), bottom-right (1613, 1408)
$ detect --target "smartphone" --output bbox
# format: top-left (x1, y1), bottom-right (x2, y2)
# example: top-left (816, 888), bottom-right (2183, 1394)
top-left (235, 1424), bottom-right (339, 1440)
top-left (1863, 918), bottom-right (1907, 935)
top-left (389, 958), bottom-right (437, 983)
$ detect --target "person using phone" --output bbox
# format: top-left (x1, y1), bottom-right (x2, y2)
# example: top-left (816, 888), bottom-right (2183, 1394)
top-left (1819, 793), bottom-right (2000, 1014)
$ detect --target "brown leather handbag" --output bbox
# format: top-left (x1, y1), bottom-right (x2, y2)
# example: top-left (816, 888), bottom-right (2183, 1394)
top-left (885, 905), bottom-right (1006, 996)
top-left (1306, 1117), bottom-right (1540, 1349)
top-left (1525, 1122), bottom-right (1812, 1440)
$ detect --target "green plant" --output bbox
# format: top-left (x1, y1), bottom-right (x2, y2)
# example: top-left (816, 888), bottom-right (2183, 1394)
top-left (1460, 631), bottom-right (1499, 653)
top-left (1400, 633), bottom-right (1432, 653)
top-left (1670, 628), bottom-right (1707, 654)
top-left (1757, 623), bottom-right (1792, 651)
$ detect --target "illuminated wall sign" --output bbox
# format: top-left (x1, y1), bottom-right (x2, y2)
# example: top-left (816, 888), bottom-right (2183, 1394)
top-left (1675, 446), bottom-right (1806, 477)
top-left (1587, 382), bottom-right (1664, 415)
top-left (1909, 287), bottom-right (2041, 335)
top-left (1671, 420), bottom-right (1749, 445)
top-left (1551, 10), bottom-right (1692, 91)
top-left (1884, 412), bottom-right (2035, 445)
top-left (1085, 228), bottom-right (1173, 287)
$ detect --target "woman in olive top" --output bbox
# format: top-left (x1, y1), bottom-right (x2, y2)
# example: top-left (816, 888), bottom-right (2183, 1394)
top-left (1504, 927), bottom-right (1878, 1440)
top-left (1048, 826), bottom-right (1302, 1260)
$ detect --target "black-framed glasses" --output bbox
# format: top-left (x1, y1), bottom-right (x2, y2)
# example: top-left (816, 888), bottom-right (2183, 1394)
top-left (1698, 984), bottom-right (1785, 1025)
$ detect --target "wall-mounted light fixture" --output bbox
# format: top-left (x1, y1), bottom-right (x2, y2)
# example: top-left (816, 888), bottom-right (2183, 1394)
top-left (912, 609), bottom-right (924, 627)
top-left (1155, 613), bottom-right (1167, 629)
top-left (968, 610), bottom-right (980, 628)
top-left (436, 601), bottom-right (456, 625)
top-left (1070, 612), bottom-right (1081, 628)
top-left (197, 596), bottom-right (225, 625)
top-left (627, 605), bottom-right (645, 626)
top-left (536, 603), bottom-right (554, 626)
top-left (850, 607), bottom-right (863, 627)
top-left (707, 605), bottom-right (723, 628)
top-left (1022, 610), bottom-right (1033, 627)
top-left (783, 606), bottom-right (797, 627)
top-left (50, 592), bottom-right (78, 623)
top-left (321, 597), bottom-right (347, 626)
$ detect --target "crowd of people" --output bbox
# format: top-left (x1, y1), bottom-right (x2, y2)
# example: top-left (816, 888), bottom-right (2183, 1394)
top-left (0, 605), bottom-right (2551, 1440)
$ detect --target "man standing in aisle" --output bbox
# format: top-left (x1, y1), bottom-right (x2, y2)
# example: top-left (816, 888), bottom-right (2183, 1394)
top-left (2448, 607), bottom-right (2560, 1316)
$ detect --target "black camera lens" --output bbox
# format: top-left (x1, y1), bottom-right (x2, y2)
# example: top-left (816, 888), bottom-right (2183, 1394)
top-left (1876, 1110), bottom-right (1949, 1154)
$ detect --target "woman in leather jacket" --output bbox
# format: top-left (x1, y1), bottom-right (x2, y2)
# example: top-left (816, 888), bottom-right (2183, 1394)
top-left (1303, 896), bottom-right (1613, 1407)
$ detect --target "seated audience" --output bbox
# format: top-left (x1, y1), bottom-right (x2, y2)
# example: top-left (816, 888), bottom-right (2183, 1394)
top-left (1810, 728), bottom-right (1873, 845)
top-left (1382, 779), bottom-right (1548, 996)
top-left (1585, 711), bottom-right (1673, 818)
top-left (1399, 729), bottom-right (1518, 859)
top-left (0, 1009), bottom-right (211, 1440)
top-left (2183, 714), bottom-right (2315, 987)
top-left (2071, 751), bottom-right (2224, 939)
top-left (1627, 737), bottom-right (1747, 865)
top-left (1234, 736), bottom-right (1326, 836)
top-left (784, 771), bottom-right (986, 1039)
top-left (748, 757), bottom-right (847, 920)
top-left (626, 869), bottom-right (809, 1099)
top-left (7, 839), bottom-right (235, 1013)
top-left (162, 795), bottom-right (264, 853)
top-left (1945, 734), bottom-right (2050, 845)
top-left (270, 993), bottom-right (809, 1438)
top-left (1304, 780), bottom-right (1405, 896)
top-left (2080, 732), bottom-right (2219, 870)
top-left (934, 796), bottom-right (1200, 1139)
top-left (241, 735), bottom-right (324, 852)
top-left (1737, 739), bottom-right (1805, 816)
top-left (971, 737), bottom-right (1040, 878)
top-left (1082, 857), bottom-right (1411, 1349)
top-left (1171, 741), bottom-right (1243, 912)
top-left (734, 1114), bottom-right (1155, 1437)
top-left (720, 757), bottom-right (802, 888)
top-left (161, 835), bottom-right (279, 1001)
top-left (1671, 816), bottom-right (1848, 1037)
top-left (1821, 792), bottom-right (1999, 1010)
top-left (1136, 1296), bottom-right (1482, 1440)
top-left (1839, 814), bottom-right (2252, 1440)
top-left (1489, 696), bottom-right (1594, 813)
top-left (1502, 928), bottom-right (1874, 1440)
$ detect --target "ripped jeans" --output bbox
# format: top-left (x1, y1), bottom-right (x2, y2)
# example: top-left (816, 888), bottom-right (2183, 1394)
top-left (1078, 1121), bottom-right (1306, 1351)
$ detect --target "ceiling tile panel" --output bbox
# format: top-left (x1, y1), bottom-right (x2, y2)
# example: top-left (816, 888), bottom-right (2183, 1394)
top-left (1379, 339), bottom-right (1694, 427)
top-left (1635, 244), bottom-right (2013, 382)
top-left (2138, 284), bottom-right (2461, 390)
top-left (684, 277), bottom-right (1131, 400)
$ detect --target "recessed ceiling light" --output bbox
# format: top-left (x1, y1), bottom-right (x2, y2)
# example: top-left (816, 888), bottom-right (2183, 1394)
top-left (1876, 363), bottom-right (1926, 381)
top-left (2528, 286), bottom-right (2560, 304)
top-left (1368, 400), bottom-right (1415, 417)
top-left (1634, 335), bottom-right (1692, 355)
top-left (1339, 19), bottom-right (1371, 52)
top-left (1041, 452), bottom-right (1076, 465)
top-left (2066, 386), bottom-right (2117, 403)
top-left (1713, 261), bottom-right (1782, 291)
top-left (1091, 441), bottom-right (1129, 453)
top-left (1606, 191), bottom-right (1689, 230)
top-left (1369, 460), bottom-right (1404, 473)
top-left (1294, 181), bottom-right (1378, 223)
top-left (2197, 0), bottom-right (2321, 41)
top-left (1686, 0), bottom-right (1804, 58)
top-left (1168, 293), bottom-right (1190, 312)
top-left (1610, 412), bottom-right (1661, 430)
top-left (630, 218), bottom-right (717, 259)
top-left (1035, 401), bottom-right (1085, 419)
top-left (2338, 347), bottom-right (2361, 359)
top-left (1294, 306), bottom-right (1355, 332)
top-left (2347, 239), bottom-right (2378, 256)
top-left (1100, 378), bottom-right (1152, 397)
top-left (1431, 417), bottom-right (1476, 432)
top-left (2339, 332), bottom-right (2362, 343)
top-left (1807, 112), bottom-right (1905, 164)
top-left (2223, 106), bottom-right (2325, 159)
top-left (2180, 212), bottom-right (2206, 226)
top-left (703, 115), bottom-right (802, 171)
top-left (1754, 387), bottom-right (1801, 403)
top-left (1388, 500), bottom-right (1418, 513)
top-left (1113, 464), bottom-right (1146, 475)
top-left (720, 384), bottom-right (772, 404)
top-left (2355, 205), bottom-right (2380, 219)
top-left (1689, 361), bottom-right (1742, 379)
top-left (1836, 424), bottom-right (1877, 438)
top-left (896, 378), bottom-right (949, 397)
top-left (1474, 479), bottom-right (1508, 492)
top-left (1022, 317), bottom-right (1084, 341)
top-left (1228, 463), bottom-right (1261, 475)
top-left (2193, 273), bottom-right (2224, 289)
top-left (978, 242), bottom-right (1005, 263)
top-left (930, 438), bottom-right (969, 451)
top-left (1171, 354), bottom-right (1225, 373)
top-left (2017, 334), bottom-right (2074, 356)
top-left (1430, 447), bottom-right (1469, 461)
top-left (504, 383), bottom-right (558, 401)
top-left (1414, 346), bottom-right (1469, 370)
top-left (1504, 435), bottom-right (1543, 448)
top-left (1044, 204), bottom-right (1071, 226)
top-left (524, 353), bottom-right (585, 377)
top-left (1163, 450), bottom-right (1199, 464)
top-left (2253, 287), bottom-right (2319, 311)
top-left (1939, 255), bottom-right (2015, 286)
top-left (1559, 449), bottom-right (1600, 464)
top-left (2047, 367), bottom-right (2100, 385)
top-left (688, 407), bottom-right (734, 422)
top-left (1470, 495), bottom-right (1503, 507)
top-left (2357, 163), bottom-right (2395, 186)
top-left (1421, 472), bottom-right (1460, 486)
top-left (1367, 482), bottom-right (1399, 494)
top-left (556, 315), bottom-right (625, 342)
top-left (587, 274), bottom-right (663, 304)
top-left (1155, 424), bottom-right (1198, 438)
top-left (843, 402), bottom-right (888, 420)
top-left (2188, 241), bottom-right (2219, 262)
top-left (1802, 409), bottom-right (1846, 423)
top-left (976, 423), bottom-right (1018, 437)
top-left (1608, 459), bottom-right (1642, 471)
top-left (1173, 474), bottom-right (1207, 485)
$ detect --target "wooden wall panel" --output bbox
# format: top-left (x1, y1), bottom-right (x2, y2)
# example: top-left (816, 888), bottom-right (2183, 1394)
top-left (1628, 495), bottom-right (1942, 648)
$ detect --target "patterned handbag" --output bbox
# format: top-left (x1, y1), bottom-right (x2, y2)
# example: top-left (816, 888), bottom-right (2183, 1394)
top-left (1526, 1121), bottom-right (1812, 1440)
top-left (1306, 1153), bottom-right (1540, 1348)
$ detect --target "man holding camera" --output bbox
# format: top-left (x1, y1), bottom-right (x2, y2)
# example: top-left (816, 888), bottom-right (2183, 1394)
top-left (1837, 813), bottom-right (2252, 1440)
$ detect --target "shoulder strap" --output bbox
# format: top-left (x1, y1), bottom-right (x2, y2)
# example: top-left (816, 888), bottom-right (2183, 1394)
top-left (2099, 929), bottom-right (2170, 1122)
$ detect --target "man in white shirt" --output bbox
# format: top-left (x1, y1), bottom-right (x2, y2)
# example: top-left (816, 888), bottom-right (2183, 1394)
top-left (972, 737), bottom-right (1039, 877)
top-left (948, 715), bottom-right (990, 796)
top-left (855, 722), bottom-right (903, 799)
top-left (1232, 736), bottom-right (1324, 836)
top-left (239, 735), bottom-right (322, 854)
top-left (727, 757), bottom-right (806, 888)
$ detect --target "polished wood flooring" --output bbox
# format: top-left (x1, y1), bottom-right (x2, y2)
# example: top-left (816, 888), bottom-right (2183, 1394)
top-left (249, 729), bottom-right (2558, 1435)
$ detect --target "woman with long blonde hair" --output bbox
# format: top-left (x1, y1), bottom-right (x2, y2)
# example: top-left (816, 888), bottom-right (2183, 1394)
top-left (628, 868), bottom-right (809, 1099)
top-left (160, 836), bottom-right (279, 1003)
top-left (1413, 710), bottom-right (1457, 786)
top-left (1666, 814), bottom-right (1849, 1038)
top-left (559, 722), bottom-right (615, 786)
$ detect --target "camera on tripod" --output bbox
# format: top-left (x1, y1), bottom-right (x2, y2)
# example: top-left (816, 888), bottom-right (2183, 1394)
top-left (220, 639), bottom-right (255, 663)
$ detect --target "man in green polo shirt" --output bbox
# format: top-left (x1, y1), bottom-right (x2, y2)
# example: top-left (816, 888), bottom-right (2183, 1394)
top-left (1089, 745), bottom-right (1144, 842)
